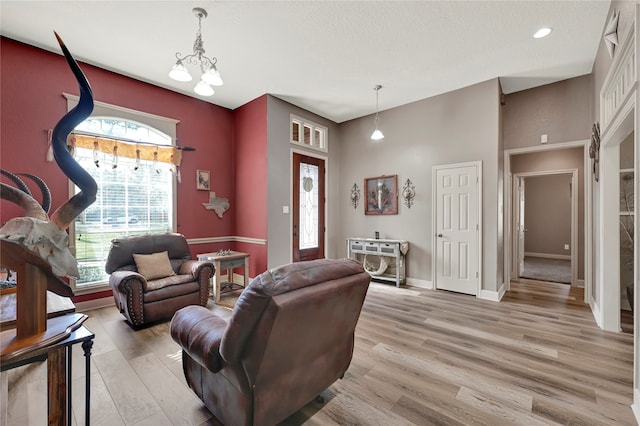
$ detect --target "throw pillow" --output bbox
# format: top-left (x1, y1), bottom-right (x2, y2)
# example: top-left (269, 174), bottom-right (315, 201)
top-left (133, 251), bottom-right (176, 281)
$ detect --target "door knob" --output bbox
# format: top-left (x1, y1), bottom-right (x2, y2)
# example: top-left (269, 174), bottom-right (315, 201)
top-left (437, 233), bottom-right (443, 237)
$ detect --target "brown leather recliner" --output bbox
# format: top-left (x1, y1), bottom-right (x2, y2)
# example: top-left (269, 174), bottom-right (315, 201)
top-left (105, 233), bottom-right (214, 327)
top-left (170, 258), bottom-right (370, 426)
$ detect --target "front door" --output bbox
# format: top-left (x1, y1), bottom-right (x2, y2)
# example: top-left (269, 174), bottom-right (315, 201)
top-left (292, 152), bottom-right (325, 262)
top-left (434, 162), bottom-right (480, 295)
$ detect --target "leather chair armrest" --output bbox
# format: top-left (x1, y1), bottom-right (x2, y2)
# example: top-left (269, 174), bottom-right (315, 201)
top-left (171, 305), bottom-right (227, 373)
top-left (109, 270), bottom-right (146, 293)
top-left (179, 260), bottom-right (215, 280)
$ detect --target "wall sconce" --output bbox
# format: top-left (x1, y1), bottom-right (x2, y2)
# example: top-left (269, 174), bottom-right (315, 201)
top-left (402, 178), bottom-right (415, 208)
top-left (350, 183), bottom-right (360, 209)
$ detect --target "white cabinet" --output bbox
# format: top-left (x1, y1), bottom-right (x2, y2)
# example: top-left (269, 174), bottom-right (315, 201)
top-left (346, 238), bottom-right (409, 287)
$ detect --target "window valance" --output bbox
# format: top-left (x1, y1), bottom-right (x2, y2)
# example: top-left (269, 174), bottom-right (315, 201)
top-left (47, 130), bottom-right (183, 167)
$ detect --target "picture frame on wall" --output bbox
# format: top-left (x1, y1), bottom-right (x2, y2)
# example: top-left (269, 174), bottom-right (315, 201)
top-left (196, 170), bottom-right (210, 190)
top-left (365, 175), bottom-right (398, 215)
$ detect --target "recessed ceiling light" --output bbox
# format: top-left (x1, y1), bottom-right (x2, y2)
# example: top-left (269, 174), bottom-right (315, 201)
top-left (533, 27), bottom-right (553, 39)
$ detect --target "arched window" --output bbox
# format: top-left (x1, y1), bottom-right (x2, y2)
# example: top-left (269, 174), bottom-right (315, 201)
top-left (63, 96), bottom-right (179, 291)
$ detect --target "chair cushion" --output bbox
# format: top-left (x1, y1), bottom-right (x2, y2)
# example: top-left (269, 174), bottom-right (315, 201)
top-left (144, 273), bottom-right (195, 292)
top-left (133, 251), bottom-right (176, 280)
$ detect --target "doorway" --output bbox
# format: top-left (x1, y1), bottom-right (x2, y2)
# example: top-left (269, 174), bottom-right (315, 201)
top-left (504, 143), bottom-right (588, 300)
top-left (292, 152), bottom-right (325, 262)
top-left (513, 171), bottom-right (578, 286)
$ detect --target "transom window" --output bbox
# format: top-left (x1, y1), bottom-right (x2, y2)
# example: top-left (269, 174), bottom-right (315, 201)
top-left (290, 114), bottom-right (327, 152)
top-left (70, 117), bottom-right (175, 290)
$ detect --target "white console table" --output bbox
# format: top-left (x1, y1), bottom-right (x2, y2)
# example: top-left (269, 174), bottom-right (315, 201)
top-left (346, 238), bottom-right (409, 287)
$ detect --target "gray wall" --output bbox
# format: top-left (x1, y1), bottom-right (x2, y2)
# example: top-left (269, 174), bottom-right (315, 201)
top-left (503, 75), bottom-right (591, 149)
top-left (523, 174), bottom-right (572, 256)
top-left (266, 95), bottom-right (341, 269)
top-left (510, 147), bottom-right (585, 279)
top-left (337, 78), bottom-right (502, 291)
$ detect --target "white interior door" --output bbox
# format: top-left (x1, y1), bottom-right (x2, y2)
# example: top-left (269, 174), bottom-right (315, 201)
top-left (434, 163), bottom-right (480, 295)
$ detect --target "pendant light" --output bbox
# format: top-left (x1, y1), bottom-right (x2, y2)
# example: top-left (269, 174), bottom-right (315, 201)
top-left (371, 85), bottom-right (384, 140)
top-left (169, 7), bottom-right (224, 97)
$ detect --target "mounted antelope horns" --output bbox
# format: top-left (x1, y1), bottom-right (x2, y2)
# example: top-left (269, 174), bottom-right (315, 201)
top-left (18, 173), bottom-right (52, 213)
top-left (1, 169), bottom-right (32, 197)
top-left (49, 31), bottom-right (97, 230)
top-left (0, 170), bottom-right (51, 216)
top-left (0, 183), bottom-right (48, 221)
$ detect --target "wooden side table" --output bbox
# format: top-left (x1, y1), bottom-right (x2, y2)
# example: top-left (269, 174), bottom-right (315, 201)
top-left (0, 291), bottom-right (76, 331)
top-left (197, 251), bottom-right (250, 303)
top-left (1, 315), bottom-right (94, 426)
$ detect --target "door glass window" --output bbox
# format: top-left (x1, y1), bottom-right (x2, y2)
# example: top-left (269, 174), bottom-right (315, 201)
top-left (299, 162), bottom-right (319, 249)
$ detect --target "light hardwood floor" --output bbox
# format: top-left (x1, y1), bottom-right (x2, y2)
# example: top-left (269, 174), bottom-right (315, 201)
top-left (2, 279), bottom-right (636, 425)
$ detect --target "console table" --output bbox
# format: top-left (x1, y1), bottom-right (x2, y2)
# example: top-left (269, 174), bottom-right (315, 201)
top-left (197, 251), bottom-right (250, 303)
top-left (346, 238), bottom-right (409, 287)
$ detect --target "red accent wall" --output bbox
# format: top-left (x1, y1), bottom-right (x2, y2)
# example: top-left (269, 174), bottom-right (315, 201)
top-left (233, 96), bottom-right (268, 276)
top-left (1, 38), bottom-right (271, 298)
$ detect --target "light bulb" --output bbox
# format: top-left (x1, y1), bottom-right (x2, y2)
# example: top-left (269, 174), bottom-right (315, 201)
top-left (202, 65), bottom-right (223, 86)
top-left (194, 80), bottom-right (214, 96)
top-left (169, 60), bottom-right (192, 81)
top-left (371, 128), bottom-right (384, 140)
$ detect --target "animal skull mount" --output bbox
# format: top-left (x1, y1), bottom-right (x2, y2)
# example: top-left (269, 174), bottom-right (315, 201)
top-left (0, 217), bottom-right (79, 278)
top-left (0, 32), bottom-right (96, 284)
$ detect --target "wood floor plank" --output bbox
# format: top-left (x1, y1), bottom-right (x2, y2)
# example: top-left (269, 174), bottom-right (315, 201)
top-left (93, 349), bottom-right (162, 425)
top-left (71, 371), bottom-right (125, 426)
top-left (3, 280), bottom-right (635, 425)
top-left (455, 387), bottom-right (549, 426)
top-left (129, 352), bottom-right (211, 426)
top-left (372, 342), bottom-right (534, 412)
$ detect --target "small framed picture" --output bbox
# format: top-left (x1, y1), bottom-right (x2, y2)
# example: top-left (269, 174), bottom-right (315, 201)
top-left (196, 170), bottom-right (210, 190)
top-left (365, 175), bottom-right (398, 215)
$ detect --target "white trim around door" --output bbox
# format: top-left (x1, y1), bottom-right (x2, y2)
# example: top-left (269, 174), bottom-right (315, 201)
top-left (503, 140), bottom-right (591, 303)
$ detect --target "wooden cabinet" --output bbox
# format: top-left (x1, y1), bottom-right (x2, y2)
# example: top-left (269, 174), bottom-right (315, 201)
top-left (346, 238), bottom-right (408, 287)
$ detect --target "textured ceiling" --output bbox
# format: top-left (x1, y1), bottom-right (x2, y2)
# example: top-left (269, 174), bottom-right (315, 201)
top-left (0, 1), bottom-right (611, 123)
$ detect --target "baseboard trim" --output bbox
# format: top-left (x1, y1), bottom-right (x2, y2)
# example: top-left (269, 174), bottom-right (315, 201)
top-left (590, 299), bottom-right (603, 329)
top-left (524, 252), bottom-right (571, 260)
top-left (75, 296), bottom-right (115, 313)
top-left (231, 272), bottom-right (252, 284)
top-left (406, 278), bottom-right (432, 289)
top-left (479, 282), bottom-right (505, 301)
top-left (576, 279), bottom-right (585, 288)
top-left (632, 389), bottom-right (640, 426)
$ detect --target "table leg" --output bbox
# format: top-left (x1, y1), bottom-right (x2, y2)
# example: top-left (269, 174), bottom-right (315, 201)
top-left (48, 345), bottom-right (67, 425)
top-left (82, 339), bottom-right (93, 426)
top-left (213, 260), bottom-right (221, 303)
top-left (66, 345), bottom-right (72, 425)
top-left (0, 370), bottom-right (8, 426)
top-left (243, 257), bottom-right (249, 288)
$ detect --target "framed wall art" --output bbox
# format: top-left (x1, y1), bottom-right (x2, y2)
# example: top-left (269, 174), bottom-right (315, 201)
top-left (196, 170), bottom-right (210, 190)
top-left (365, 175), bottom-right (398, 215)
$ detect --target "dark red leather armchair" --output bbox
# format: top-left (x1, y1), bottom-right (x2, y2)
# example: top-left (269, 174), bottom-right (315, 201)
top-left (170, 258), bottom-right (370, 425)
top-left (105, 233), bottom-right (214, 327)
